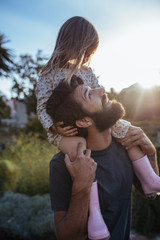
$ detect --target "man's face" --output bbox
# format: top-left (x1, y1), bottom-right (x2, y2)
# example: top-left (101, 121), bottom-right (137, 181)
top-left (73, 85), bottom-right (112, 112)
top-left (73, 84), bottom-right (125, 131)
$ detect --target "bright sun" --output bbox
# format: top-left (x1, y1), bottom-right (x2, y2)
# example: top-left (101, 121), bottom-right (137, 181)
top-left (91, 15), bottom-right (160, 92)
top-left (139, 79), bottom-right (159, 90)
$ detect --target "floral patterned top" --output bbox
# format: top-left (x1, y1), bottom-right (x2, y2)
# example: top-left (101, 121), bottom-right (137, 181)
top-left (35, 67), bottom-right (130, 146)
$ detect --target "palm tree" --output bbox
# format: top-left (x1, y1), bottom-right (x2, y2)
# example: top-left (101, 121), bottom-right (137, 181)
top-left (0, 33), bottom-right (13, 77)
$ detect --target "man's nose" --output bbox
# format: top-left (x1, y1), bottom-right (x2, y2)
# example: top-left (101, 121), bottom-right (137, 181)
top-left (91, 87), bottom-right (105, 96)
top-left (97, 87), bottom-right (105, 96)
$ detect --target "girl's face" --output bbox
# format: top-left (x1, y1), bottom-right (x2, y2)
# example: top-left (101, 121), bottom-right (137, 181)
top-left (82, 44), bottom-right (98, 65)
top-left (67, 43), bottom-right (98, 66)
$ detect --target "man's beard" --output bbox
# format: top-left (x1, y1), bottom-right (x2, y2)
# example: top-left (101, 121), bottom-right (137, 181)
top-left (86, 99), bottom-right (125, 132)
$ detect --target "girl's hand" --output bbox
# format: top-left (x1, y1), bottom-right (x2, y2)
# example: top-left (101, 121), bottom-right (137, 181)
top-left (51, 122), bottom-right (78, 137)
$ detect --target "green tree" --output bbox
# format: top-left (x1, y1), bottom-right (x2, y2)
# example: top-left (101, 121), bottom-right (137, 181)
top-left (11, 50), bottom-right (47, 114)
top-left (0, 94), bottom-right (10, 121)
top-left (117, 84), bottom-right (160, 121)
top-left (0, 34), bottom-right (13, 77)
top-left (108, 87), bottom-right (118, 100)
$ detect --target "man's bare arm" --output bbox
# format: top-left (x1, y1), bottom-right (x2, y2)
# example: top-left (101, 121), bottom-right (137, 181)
top-left (54, 144), bottom-right (97, 240)
top-left (54, 187), bottom-right (90, 240)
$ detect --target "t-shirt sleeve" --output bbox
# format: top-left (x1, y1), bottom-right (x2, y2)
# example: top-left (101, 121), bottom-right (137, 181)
top-left (49, 153), bottom-right (72, 211)
top-left (111, 119), bottom-right (131, 138)
top-left (35, 74), bottom-right (63, 146)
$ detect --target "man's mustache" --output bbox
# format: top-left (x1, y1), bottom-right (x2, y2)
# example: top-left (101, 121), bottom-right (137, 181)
top-left (102, 93), bottom-right (109, 108)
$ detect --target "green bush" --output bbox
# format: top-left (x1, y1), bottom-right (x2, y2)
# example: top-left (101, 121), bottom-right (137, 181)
top-left (1, 131), bottom-right (160, 237)
top-left (131, 120), bottom-right (160, 143)
top-left (0, 160), bottom-right (19, 193)
top-left (131, 147), bottom-right (160, 236)
top-left (1, 133), bottom-right (58, 195)
top-left (0, 96), bottom-right (11, 121)
top-left (0, 191), bottom-right (56, 239)
top-left (132, 189), bottom-right (160, 237)
top-left (25, 116), bottom-right (47, 140)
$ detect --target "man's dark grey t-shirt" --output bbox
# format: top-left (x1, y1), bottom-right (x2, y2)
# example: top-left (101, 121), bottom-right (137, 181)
top-left (49, 139), bottom-right (133, 240)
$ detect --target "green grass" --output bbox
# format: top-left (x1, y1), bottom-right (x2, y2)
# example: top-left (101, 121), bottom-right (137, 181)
top-left (0, 133), bottom-right (58, 195)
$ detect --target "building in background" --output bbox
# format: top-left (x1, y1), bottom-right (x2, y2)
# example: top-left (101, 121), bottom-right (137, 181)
top-left (1, 98), bottom-right (28, 128)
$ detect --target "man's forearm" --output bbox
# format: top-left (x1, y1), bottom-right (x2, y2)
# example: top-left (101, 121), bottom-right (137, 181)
top-left (55, 183), bottom-right (90, 240)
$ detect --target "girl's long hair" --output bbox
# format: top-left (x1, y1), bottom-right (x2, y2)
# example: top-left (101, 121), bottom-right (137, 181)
top-left (39, 16), bottom-right (99, 84)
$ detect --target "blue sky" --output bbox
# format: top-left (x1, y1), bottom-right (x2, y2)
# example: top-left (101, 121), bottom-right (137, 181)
top-left (1, 0), bottom-right (160, 97)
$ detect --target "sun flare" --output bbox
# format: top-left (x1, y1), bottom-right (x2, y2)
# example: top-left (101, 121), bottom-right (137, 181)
top-left (91, 15), bottom-right (160, 93)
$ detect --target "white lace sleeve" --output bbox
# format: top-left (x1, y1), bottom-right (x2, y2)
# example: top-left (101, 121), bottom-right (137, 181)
top-left (111, 119), bottom-right (131, 138)
top-left (89, 67), bottom-right (100, 88)
top-left (35, 75), bottom-right (54, 130)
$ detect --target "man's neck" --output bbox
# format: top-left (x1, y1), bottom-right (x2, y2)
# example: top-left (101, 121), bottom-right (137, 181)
top-left (86, 127), bottom-right (112, 151)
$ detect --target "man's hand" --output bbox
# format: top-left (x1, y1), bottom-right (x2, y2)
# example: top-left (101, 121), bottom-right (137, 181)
top-left (121, 125), bottom-right (156, 155)
top-left (120, 125), bottom-right (159, 176)
top-left (64, 143), bottom-right (97, 193)
top-left (59, 136), bottom-right (87, 162)
top-left (51, 122), bottom-right (78, 136)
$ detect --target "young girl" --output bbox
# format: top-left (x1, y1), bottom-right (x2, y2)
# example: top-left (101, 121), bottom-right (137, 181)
top-left (36, 16), bottom-right (160, 240)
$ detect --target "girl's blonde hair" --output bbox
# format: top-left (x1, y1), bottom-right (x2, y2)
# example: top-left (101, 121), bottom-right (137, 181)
top-left (39, 16), bottom-right (99, 84)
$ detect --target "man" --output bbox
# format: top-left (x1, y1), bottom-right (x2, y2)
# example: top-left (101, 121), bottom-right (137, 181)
top-left (46, 76), bottom-right (158, 240)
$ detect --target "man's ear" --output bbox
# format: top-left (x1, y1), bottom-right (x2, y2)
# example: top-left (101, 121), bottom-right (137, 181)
top-left (76, 117), bottom-right (92, 128)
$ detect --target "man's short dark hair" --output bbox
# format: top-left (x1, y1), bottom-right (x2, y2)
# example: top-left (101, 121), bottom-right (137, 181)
top-left (46, 75), bottom-right (88, 137)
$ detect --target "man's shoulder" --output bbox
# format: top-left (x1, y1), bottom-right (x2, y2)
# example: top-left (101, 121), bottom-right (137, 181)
top-left (112, 138), bottom-right (129, 156)
top-left (112, 137), bottom-right (126, 150)
top-left (91, 138), bottom-right (128, 160)
top-left (50, 151), bottom-right (65, 168)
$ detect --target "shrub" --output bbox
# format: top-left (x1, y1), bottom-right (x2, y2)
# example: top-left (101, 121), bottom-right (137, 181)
top-left (131, 120), bottom-right (160, 143)
top-left (24, 116), bottom-right (47, 140)
top-left (0, 160), bottom-right (19, 193)
top-left (0, 191), bottom-right (56, 240)
top-left (132, 188), bottom-right (160, 237)
top-left (1, 133), bottom-right (58, 195)
top-left (0, 96), bottom-right (11, 121)
top-left (131, 147), bottom-right (160, 236)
